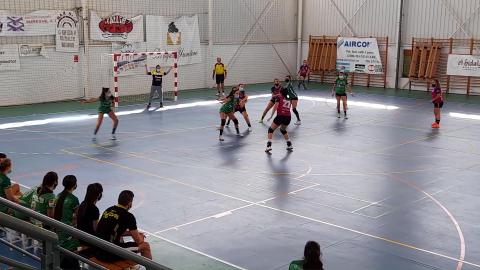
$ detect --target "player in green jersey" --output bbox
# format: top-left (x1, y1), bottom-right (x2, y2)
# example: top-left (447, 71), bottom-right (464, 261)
top-left (81, 87), bottom-right (119, 141)
top-left (331, 69), bottom-right (352, 119)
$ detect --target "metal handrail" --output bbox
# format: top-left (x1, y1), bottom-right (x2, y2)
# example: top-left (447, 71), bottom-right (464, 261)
top-left (0, 237), bottom-right (41, 261)
top-left (0, 212), bottom-right (57, 242)
top-left (0, 255), bottom-right (38, 270)
top-left (0, 197), bottom-right (172, 270)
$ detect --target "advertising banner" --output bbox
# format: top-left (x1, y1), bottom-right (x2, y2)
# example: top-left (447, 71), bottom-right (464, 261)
top-left (447, 54), bottom-right (480, 77)
top-left (56, 11), bottom-right (79, 52)
top-left (146, 15), bottom-right (201, 66)
top-left (90, 11), bottom-right (143, 42)
top-left (0, 44), bottom-right (20, 71)
top-left (336, 37), bottom-right (383, 74)
top-left (0, 10), bottom-right (58, 36)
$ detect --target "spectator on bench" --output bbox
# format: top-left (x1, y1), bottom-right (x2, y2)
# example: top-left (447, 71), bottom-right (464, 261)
top-left (0, 158), bottom-right (21, 214)
top-left (96, 190), bottom-right (152, 261)
top-left (289, 241), bottom-right (324, 270)
top-left (31, 172), bottom-right (59, 227)
top-left (77, 183), bottom-right (103, 242)
top-left (0, 154), bottom-right (21, 198)
top-left (54, 175), bottom-right (80, 269)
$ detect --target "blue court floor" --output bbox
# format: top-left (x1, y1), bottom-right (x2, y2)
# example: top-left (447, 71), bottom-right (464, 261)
top-left (1, 86), bottom-right (479, 270)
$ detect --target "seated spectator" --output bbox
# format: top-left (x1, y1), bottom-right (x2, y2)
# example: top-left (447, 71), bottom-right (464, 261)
top-left (15, 171), bottom-right (57, 221)
top-left (0, 158), bottom-right (21, 213)
top-left (289, 241), bottom-right (324, 270)
top-left (31, 172), bottom-right (58, 226)
top-left (96, 190), bottom-right (152, 261)
top-left (54, 175), bottom-right (80, 269)
top-left (77, 183), bottom-right (103, 241)
top-left (0, 153), bottom-right (22, 199)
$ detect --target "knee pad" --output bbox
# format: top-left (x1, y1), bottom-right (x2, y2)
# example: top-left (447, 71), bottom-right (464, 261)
top-left (268, 127), bottom-right (275, 134)
top-left (280, 129), bottom-right (287, 135)
top-left (221, 119), bottom-right (226, 126)
top-left (232, 118), bottom-right (239, 125)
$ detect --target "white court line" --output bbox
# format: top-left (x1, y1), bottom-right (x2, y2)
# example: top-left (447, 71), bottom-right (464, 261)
top-left (140, 229), bottom-right (249, 270)
top-left (0, 94), bottom-right (400, 130)
top-left (450, 112), bottom-right (480, 120)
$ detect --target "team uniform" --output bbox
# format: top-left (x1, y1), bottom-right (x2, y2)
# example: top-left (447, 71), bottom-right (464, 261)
top-left (91, 91), bottom-right (118, 141)
top-left (56, 193), bottom-right (80, 251)
top-left (431, 85), bottom-right (444, 128)
top-left (219, 97), bottom-right (235, 114)
top-left (286, 80), bottom-right (301, 124)
top-left (214, 63), bottom-right (226, 85)
top-left (0, 172), bottom-right (12, 213)
top-left (270, 84), bottom-right (282, 102)
top-left (273, 95), bottom-right (292, 126)
top-left (15, 186), bottom-right (38, 220)
top-left (96, 205), bottom-right (139, 262)
top-left (147, 69), bottom-right (167, 108)
top-left (234, 91), bottom-right (247, 113)
top-left (333, 74), bottom-right (350, 119)
top-left (432, 86), bottom-right (443, 108)
top-left (31, 189), bottom-right (56, 227)
top-left (298, 64), bottom-right (310, 90)
top-left (265, 93), bottom-right (293, 153)
top-left (334, 77), bottom-right (348, 97)
top-left (98, 96), bottom-right (113, 114)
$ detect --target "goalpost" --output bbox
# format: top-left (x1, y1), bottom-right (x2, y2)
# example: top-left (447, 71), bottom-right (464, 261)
top-left (110, 51), bottom-right (179, 107)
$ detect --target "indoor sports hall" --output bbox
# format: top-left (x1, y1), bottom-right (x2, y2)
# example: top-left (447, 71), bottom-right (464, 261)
top-left (0, 1), bottom-right (480, 270)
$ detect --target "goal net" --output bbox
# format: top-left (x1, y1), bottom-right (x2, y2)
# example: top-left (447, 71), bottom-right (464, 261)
top-left (104, 51), bottom-right (179, 107)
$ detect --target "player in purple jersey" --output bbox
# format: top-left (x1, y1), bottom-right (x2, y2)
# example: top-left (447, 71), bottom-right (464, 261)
top-left (297, 60), bottom-right (310, 90)
top-left (259, 79), bottom-right (283, 123)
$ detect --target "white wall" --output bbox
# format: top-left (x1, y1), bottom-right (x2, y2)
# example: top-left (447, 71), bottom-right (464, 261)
top-left (302, 0), bottom-right (480, 91)
top-left (403, 0), bottom-right (480, 43)
top-left (0, 0), bottom-right (298, 105)
top-left (86, 42), bottom-right (298, 99)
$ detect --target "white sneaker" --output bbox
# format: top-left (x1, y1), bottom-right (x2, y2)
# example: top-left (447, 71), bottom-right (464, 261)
top-left (286, 144), bottom-right (293, 151)
top-left (344, 114), bottom-right (348, 119)
top-left (337, 113), bottom-right (341, 118)
top-left (247, 127), bottom-right (252, 132)
top-left (110, 134), bottom-right (117, 140)
top-left (265, 146), bottom-right (272, 153)
top-left (215, 93), bottom-right (219, 96)
top-left (294, 120), bottom-right (301, 125)
top-left (219, 135), bottom-right (224, 141)
top-left (236, 133), bottom-right (243, 137)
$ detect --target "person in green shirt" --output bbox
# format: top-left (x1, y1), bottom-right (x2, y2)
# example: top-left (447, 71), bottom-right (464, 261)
top-left (289, 241), bottom-right (324, 270)
top-left (54, 175), bottom-right (80, 269)
top-left (31, 171), bottom-right (59, 227)
top-left (218, 87), bottom-right (242, 141)
top-left (331, 69), bottom-right (352, 119)
top-left (285, 75), bottom-right (301, 125)
top-left (16, 171), bottom-right (58, 220)
top-left (81, 87), bottom-right (119, 141)
top-left (0, 158), bottom-right (20, 214)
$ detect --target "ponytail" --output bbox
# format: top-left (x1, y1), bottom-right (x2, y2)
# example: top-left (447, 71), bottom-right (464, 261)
top-left (303, 241), bottom-right (324, 270)
top-left (54, 175), bottom-right (77, 221)
top-left (38, 171), bottom-right (58, 196)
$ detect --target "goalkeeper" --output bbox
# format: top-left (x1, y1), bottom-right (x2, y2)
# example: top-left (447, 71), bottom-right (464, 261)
top-left (146, 64), bottom-right (172, 109)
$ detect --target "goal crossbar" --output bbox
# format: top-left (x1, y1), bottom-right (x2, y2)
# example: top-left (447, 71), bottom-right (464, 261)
top-left (110, 51), bottom-right (179, 107)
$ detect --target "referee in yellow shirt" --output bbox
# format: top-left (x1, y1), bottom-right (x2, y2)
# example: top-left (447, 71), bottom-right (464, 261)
top-left (213, 57), bottom-right (227, 96)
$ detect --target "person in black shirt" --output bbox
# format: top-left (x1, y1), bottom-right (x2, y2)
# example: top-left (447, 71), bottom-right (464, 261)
top-left (146, 64), bottom-right (172, 109)
top-left (77, 183), bottom-right (103, 240)
top-left (95, 190), bottom-right (152, 261)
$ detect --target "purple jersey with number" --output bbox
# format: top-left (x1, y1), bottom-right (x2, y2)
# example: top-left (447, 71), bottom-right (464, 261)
top-left (274, 95), bottom-right (292, 116)
top-left (299, 64), bottom-right (310, 76)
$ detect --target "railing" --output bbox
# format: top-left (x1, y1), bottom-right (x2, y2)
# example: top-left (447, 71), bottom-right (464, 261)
top-left (0, 197), bottom-right (172, 270)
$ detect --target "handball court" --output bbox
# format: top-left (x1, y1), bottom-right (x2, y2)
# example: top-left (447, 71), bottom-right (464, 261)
top-left (1, 84), bottom-right (480, 270)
